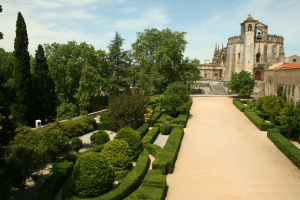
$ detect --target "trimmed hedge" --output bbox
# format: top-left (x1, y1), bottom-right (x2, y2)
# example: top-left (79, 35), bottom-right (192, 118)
top-left (170, 113), bottom-right (189, 128)
top-left (141, 126), bottom-right (160, 145)
top-left (97, 121), bottom-right (110, 130)
top-left (37, 161), bottom-right (74, 200)
top-left (233, 99), bottom-right (249, 112)
top-left (61, 150), bottom-right (150, 200)
top-left (148, 111), bottom-right (162, 127)
top-left (37, 170), bottom-right (70, 200)
top-left (244, 109), bottom-right (275, 131)
top-left (135, 124), bottom-right (149, 138)
top-left (156, 114), bottom-right (170, 124)
top-left (152, 126), bottom-right (184, 174)
top-left (268, 128), bottom-right (300, 169)
top-left (154, 104), bottom-right (161, 111)
top-left (64, 117), bottom-right (97, 130)
top-left (143, 143), bottom-right (162, 157)
top-left (125, 169), bottom-right (167, 200)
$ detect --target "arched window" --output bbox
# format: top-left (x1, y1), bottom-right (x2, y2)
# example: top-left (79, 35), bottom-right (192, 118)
top-left (256, 53), bottom-right (261, 62)
top-left (248, 24), bottom-right (252, 31)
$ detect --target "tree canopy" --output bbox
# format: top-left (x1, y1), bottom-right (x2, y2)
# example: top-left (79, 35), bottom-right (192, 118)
top-left (131, 28), bottom-right (201, 95)
top-left (229, 70), bottom-right (255, 97)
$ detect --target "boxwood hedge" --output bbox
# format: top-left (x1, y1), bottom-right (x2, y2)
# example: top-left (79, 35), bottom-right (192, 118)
top-left (148, 111), bottom-right (162, 127)
top-left (141, 126), bottom-right (160, 145)
top-left (152, 126), bottom-right (184, 174)
top-left (233, 99), bottom-right (249, 112)
top-left (135, 124), bottom-right (149, 138)
top-left (244, 109), bottom-right (275, 131)
top-left (268, 128), bottom-right (300, 169)
top-left (125, 169), bottom-right (167, 200)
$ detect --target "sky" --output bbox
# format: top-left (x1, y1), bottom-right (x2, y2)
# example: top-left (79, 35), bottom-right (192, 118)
top-left (1, 0), bottom-right (300, 63)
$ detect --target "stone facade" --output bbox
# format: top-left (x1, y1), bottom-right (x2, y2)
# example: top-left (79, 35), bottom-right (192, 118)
top-left (205, 15), bottom-right (285, 81)
top-left (285, 55), bottom-right (300, 63)
top-left (265, 63), bottom-right (300, 102)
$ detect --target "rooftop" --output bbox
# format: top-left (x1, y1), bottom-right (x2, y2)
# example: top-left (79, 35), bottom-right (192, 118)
top-left (266, 62), bottom-right (300, 70)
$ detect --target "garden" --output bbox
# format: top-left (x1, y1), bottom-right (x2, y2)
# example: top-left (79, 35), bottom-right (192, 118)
top-left (233, 86), bottom-right (300, 169)
top-left (23, 82), bottom-right (193, 200)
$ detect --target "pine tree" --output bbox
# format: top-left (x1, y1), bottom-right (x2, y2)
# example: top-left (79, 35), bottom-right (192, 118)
top-left (32, 44), bottom-right (56, 125)
top-left (107, 32), bottom-right (131, 96)
top-left (11, 12), bottom-right (32, 126)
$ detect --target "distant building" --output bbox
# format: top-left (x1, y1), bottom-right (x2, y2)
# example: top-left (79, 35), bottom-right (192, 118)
top-left (285, 55), bottom-right (300, 63)
top-left (200, 14), bottom-right (285, 82)
top-left (265, 63), bottom-right (300, 102)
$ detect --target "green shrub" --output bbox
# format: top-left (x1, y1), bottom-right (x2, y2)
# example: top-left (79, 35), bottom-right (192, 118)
top-left (108, 94), bottom-right (147, 131)
top-left (143, 143), bottom-right (162, 157)
top-left (176, 97), bottom-right (193, 114)
top-left (268, 128), bottom-right (300, 169)
top-left (97, 121), bottom-right (110, 130)
top-left (37, 160), bottom-right (74, 200)
top-left (244, 109), bottom-right (275, 131)
top-left (160, 121), bottom-right (171, 135)
top-left (100, 110), bottom-right (110, 121)
top-left (152, 126), bottom-right (184, 174)
top-left (71, 137), bottom-right (83, 153)
top-left (125, 170), bottom-right (166, 200)
top-left (154, 104), bottom-right (161, 111)
top-left (115, 127), bottom-right (142, 160)
top-left (148, 111), bottom-right (162, 126)
top-left (141, 126), bottom-right (160, 145)
top-left (63, 117), bottom-right (97, 130)
top-left (42, 129), bottom-right (68, 162)
top-left (135, 124), bottom-right (149, 138)
top-left (100, 139), bottom-right (133, 181)
top-left (90, 130), bottom-right (110, 146)
top-left (157, 114), bottom-right (170, 124)
top-left (72, 152), bottom-right (114, 197)
top-left (96, 150), bottom-right (150, 200)
top-left (233, 99), bottom-right (249, 112)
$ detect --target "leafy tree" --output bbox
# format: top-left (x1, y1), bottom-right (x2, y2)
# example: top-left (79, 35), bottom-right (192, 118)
top-left (74, 65), bottom-right (103, 112)
top-left (107, 31), bottom-right (131, 97)
top-left (56, 102), bottom-right (78, 120)
top-left (108, 94), bottom-right (147, 131)
top-left (42, 129), bottom-right (68, 162)
top-left (44, 41), bottom-right (109, 115)
top-left (5, 126), bottom-right (48, 190)
top-left (229, 70), bottom-right (255, 97)
top-left (131, 28), bottom-right (201, 95)
top-left (161, 82), bottom-right (192, 116)
top-left (277, 84), bottom-right (283, 97)
top-left (71, 137), bottom-right (83, 153)
top-left (32, 44), bottom-right (56, 125)
top-left (90, 130), bottom-right (110, 146)
top-left (11, 12), bottom-right (33, 126)
top-left (262, 95), bottom-right (285, 125)
top-left (279, 101), bottom-right (300, 139)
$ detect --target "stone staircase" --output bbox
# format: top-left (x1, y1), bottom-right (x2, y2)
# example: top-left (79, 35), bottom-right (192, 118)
top-left (211, 84), bottom-right (227, 95)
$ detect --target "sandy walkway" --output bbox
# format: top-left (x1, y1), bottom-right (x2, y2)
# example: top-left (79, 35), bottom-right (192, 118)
top-left (166, 97), bottom-right (300, 200)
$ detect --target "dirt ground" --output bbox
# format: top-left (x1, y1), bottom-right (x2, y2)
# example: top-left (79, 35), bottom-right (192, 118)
top-left (166, 97), bottom-right (300, 200)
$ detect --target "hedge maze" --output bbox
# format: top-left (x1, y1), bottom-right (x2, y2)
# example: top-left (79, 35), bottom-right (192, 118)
top-left (37, 96), bottom-right (192, 200)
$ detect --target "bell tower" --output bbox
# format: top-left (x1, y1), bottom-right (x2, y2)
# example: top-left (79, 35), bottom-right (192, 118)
top-left (242, 14), bottom-right (256, 73)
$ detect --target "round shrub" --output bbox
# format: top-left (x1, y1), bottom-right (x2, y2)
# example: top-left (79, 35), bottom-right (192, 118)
top-left (72, 152), bottom-right (114, 197)
top-left (115, 127), bottom-right (142, 160)
top-left (71, 137), bottom-right (83, 153)
top-left (160, 121), bottom-right (171, 135)
top-left (90, 130), bottom-right (110, 145)
top-left (100, 139), bottom-right (133, 181)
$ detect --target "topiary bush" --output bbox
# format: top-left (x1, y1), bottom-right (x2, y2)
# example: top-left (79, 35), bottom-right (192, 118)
top-left (90, 130), bottom-right (110, 146)
top-left (115, 127), bottom-right (142, 160)
top-left (160, 121), bottom-right (171, 135)
top-left (71, 137), bottom-right (83, 153)
top-left (100, 139), bottom-right (133, 181)
top-left (72, 152), bottom-right (114, 197)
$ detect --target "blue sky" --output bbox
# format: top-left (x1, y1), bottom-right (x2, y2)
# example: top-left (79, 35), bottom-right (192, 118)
top-left (1, 0), bottom-right (300, 63)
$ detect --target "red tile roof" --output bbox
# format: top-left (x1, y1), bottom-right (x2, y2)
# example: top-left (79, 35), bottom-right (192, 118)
top-left (266, 62), bottom-right (300, 70)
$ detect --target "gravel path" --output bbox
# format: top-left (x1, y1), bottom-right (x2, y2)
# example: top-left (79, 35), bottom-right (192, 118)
top-left (153, 133), bottom-right (169, 148)
top-left (166, 97), bottom-right (300, 200)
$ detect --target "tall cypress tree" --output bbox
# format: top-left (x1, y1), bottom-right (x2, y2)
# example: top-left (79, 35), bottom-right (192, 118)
top-left (11, 12), bottom-right (32, 126)
top-left (32, 44), bottom-right (56, 125)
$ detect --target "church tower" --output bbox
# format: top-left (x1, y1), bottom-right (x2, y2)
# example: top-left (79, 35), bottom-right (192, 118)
top-left (242, 14), bottom-right (256, 72)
